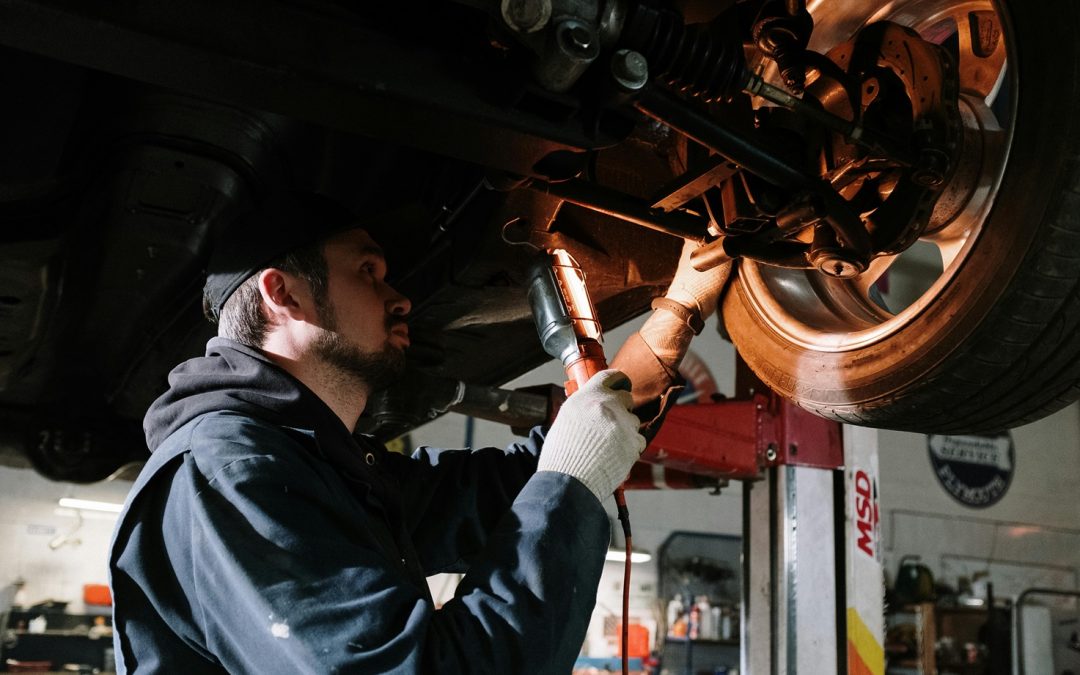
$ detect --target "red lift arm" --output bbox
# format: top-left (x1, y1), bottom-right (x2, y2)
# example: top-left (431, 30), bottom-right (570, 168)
top-left (624, 371), bottom-right (844, 489)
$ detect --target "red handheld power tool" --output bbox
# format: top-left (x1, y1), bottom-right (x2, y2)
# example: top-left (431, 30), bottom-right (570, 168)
top-left (527, 248), bottom-right (633, 675)
top-left (527, 249), bottom-right (608, 392)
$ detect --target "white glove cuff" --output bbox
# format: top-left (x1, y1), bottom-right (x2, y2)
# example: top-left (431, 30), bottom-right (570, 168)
top-left (639, 309), bottom-right (696, 376)
top-left (537, 370), bottom-right (645, 500)
top-left (538, 420), bottom-right (624, 501)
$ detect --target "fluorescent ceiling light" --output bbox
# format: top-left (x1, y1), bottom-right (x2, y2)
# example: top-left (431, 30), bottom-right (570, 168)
top-left (58, 497), bottom-right (123, 514)
top-left (605, 550), bottom-right (652, 564)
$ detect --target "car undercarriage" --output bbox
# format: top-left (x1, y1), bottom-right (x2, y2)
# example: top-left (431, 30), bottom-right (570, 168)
top-left (3, 0), bottom-right (1079, 482)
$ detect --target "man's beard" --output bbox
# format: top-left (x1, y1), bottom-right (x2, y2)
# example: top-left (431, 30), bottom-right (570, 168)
top-left (312, 307), bottom-right (406, 393)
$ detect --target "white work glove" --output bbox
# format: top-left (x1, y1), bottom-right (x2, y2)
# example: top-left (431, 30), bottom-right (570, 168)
top-left (537, 369), bottom-right (647, 501)
top-left (664, 239), bottom-right (731, 321)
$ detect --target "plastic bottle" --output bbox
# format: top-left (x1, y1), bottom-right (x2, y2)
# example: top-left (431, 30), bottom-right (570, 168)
top-left (671, 614), bottom-right (688, 638)
top-left (697, 596), bottom-right (713, 640)
top-left (721, 605), bottom-right (733, 640)
top-left (688, 602), bottom-right (701, 640)
top-left (666, 595), bottom-right (684, 637)
top-left (710, 606), bottom-right (722, 640)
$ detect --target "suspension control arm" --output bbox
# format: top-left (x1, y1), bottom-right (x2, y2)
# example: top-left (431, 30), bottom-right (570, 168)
top-left (634, 87), bottom-right (873, 269)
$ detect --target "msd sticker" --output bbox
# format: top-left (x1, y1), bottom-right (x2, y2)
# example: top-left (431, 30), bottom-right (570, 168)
top-left (853, 468), bottom-right (880, 560)
top-left (846, 425), bottom-right (885, 675)
top-left (928, 433), bottom-right (1014, 508)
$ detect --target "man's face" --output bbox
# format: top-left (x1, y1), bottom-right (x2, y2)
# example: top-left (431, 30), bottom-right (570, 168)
top-left (309, 228), bottom-right (411, 392)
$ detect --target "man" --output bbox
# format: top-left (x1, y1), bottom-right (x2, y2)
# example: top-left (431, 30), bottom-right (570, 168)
top-left (109, 192), bottom-right (725, 673)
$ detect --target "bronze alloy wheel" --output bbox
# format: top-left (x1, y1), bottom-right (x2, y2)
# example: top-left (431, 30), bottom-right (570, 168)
top-left (724, 0), bottom-right (1080, 432)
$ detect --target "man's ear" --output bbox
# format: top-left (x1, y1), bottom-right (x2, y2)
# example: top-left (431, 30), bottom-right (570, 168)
top-left (256, 268), bottom-right (312, 323)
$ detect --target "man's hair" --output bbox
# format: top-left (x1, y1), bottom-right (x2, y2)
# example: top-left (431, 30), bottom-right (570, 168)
top-left (204, 240), bottom-right (332, 348)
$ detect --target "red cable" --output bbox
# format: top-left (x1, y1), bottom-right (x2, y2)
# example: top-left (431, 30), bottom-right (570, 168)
top-left (614, 488), bottom-right (631, 675)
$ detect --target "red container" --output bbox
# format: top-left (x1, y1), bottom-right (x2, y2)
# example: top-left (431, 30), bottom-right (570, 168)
top-left (83, 583), bottom-right (112, 606)
top-left (615, 623), bottom-right (650, 659)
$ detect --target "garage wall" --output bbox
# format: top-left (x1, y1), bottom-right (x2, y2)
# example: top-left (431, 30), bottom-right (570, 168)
top-left (877, 403), bottom-right (1080, 597)
top-left (0, 466), bottom-right (128, 613)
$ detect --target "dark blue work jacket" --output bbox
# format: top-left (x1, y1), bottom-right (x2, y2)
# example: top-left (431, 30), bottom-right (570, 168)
top-left (109, 338), bottom-right (609, 674)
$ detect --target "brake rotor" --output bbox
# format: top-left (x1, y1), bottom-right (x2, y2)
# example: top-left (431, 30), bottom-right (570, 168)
top-left (805, 21), bottom-right (962, 258)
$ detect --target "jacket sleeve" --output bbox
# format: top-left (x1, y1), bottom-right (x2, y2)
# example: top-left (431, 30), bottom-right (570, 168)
top-left (381, 426), bottom-right (547, 575)
top-left (186, 423), bottom-right (606, 675)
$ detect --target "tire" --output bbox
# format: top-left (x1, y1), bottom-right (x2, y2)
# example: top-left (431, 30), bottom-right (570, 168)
top-left (722, 0), bottom-right (1080, 434)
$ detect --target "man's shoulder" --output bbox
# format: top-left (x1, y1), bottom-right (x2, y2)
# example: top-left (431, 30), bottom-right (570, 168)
top-left (189, 410), bottom-right (311, 446)
top-left (170, 411), bottom-right (321, 482)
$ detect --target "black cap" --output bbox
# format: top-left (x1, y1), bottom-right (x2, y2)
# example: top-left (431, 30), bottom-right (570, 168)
top-left (203, 191), bottom-right (360, 322)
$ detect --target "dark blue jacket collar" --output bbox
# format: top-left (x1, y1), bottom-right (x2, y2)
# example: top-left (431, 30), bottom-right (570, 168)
top-left (144, 337), bottom-right (384, 483)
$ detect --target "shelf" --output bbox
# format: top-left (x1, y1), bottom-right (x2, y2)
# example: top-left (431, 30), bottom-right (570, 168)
top-left (664, 637), bottom-right (739, 647)
top-left (13, 629), bottom-right (100, 638)
top-left (885, 601), bottom-right (998, 675)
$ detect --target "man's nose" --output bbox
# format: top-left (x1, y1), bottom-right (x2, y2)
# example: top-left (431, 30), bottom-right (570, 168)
top-left (385, 285), bottom-right (411, 317)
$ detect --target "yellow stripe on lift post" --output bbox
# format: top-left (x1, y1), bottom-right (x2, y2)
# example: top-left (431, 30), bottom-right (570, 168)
top-left (847, 607), bottom-right (884, 675)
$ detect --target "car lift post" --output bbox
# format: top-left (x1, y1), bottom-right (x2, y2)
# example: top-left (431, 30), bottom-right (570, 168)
top-left (630, 359), bottom-right (885, 674)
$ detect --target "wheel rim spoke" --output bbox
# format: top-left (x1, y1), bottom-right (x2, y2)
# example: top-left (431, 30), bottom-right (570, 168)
top-left (852, 254), bottom-right (899, 297)
top-left (950, 6), bottom-right (1008, 100)
top-left (924, 230), bottom-right (970, 271)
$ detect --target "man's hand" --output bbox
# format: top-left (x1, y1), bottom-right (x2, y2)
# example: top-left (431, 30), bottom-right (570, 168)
top-left (610, 240), bottom-right (732, 406)
top-left (537, 370), bottom-right (646, 501)
top-left (665, 239), bottom-right (732, 322)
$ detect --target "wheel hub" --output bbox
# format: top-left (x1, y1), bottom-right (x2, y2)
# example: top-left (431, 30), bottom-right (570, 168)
top-left (739, 0), bottom-right (1013, 351)
top-left (804, 20), bottom-right (963, 264)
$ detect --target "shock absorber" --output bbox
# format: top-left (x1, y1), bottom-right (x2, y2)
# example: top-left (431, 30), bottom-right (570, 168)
top-left (618, 0), bottom-right (814, 99)
top-left (619, 1), bottom-right (746, 102)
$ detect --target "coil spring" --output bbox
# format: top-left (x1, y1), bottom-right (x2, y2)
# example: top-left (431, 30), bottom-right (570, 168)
top-left (621, 3), bottom-right (746, 103)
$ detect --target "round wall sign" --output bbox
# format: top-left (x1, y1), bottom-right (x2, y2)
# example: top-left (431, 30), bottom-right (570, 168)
top-left (927, 433), bottom-right (1014, 508)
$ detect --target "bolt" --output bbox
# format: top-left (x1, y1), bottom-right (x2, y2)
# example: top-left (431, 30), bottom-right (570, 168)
top-left (771, 46), bottom-right (805, 93)
top-left (500, 0), bottom-right (551, 34)
top-left (766, 445), bottom-right (778, 462)
top-left (819, 256), bottom-right (862, 279)
top-left (825, 258), bottom-right (860, 278)
top-left (611, 49), bottom-right (649, 92)
top-left (912, 150), bottom-right (949, 189)
top-left (811, 247), bottom-right (866, 279)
